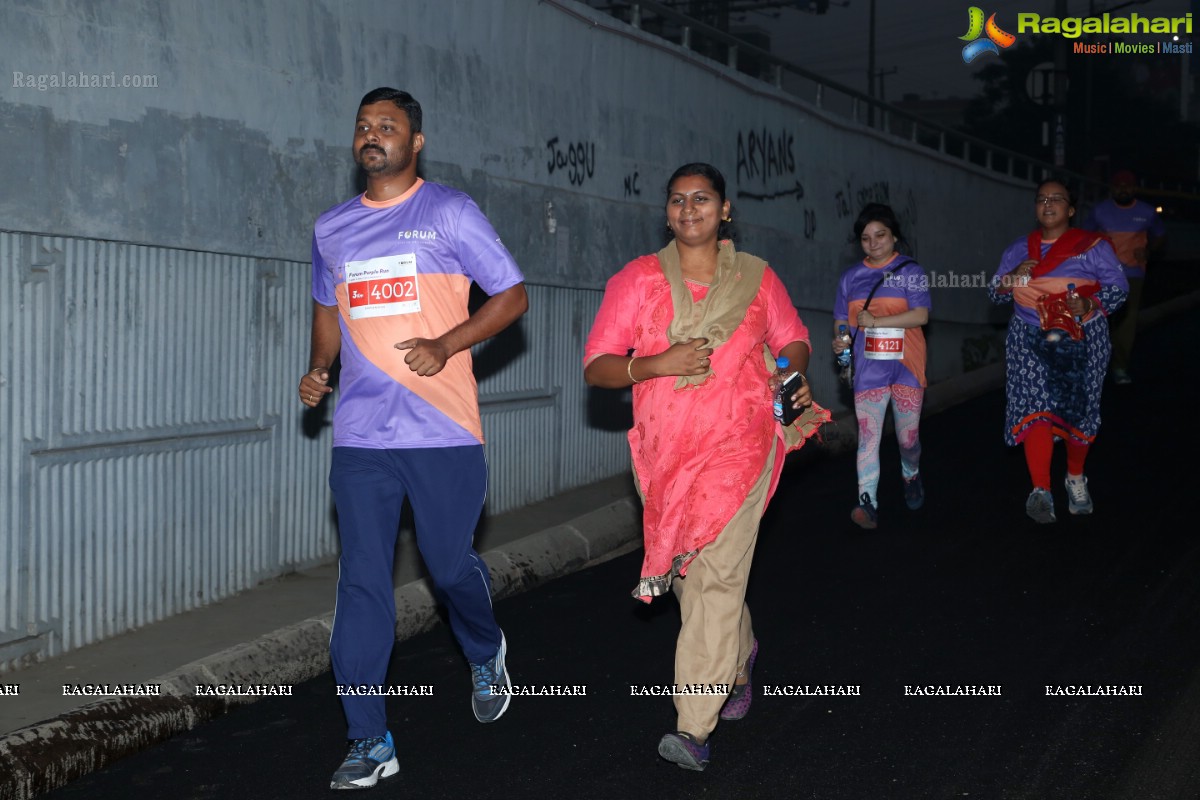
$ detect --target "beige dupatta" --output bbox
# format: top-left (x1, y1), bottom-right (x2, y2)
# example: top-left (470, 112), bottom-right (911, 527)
top-left (657, 238), bottom-right (827, 447)
top-left (658, 238), bottom-right (765, 389)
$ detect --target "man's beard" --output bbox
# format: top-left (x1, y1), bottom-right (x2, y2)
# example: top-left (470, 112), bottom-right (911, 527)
top-left (356, 145), bottom-right (411, 175)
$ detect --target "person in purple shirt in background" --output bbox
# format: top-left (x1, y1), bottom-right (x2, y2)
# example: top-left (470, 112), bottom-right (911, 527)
top-left (989, 179), bottom-right (1127, 524)
top-left (1082, 169), bottom-right (1167, 385)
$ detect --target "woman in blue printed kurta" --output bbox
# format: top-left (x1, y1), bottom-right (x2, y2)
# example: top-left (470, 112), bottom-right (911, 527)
top-left (988, 179), bottom-right (1127, 523)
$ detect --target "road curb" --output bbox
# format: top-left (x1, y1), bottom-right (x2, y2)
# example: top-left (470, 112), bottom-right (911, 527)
top-left (0, 497), bottom-right (643, 800)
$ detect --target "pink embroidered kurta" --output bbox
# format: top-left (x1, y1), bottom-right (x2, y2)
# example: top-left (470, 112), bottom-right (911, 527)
top-left (584, 254), bottom-right (816, 600)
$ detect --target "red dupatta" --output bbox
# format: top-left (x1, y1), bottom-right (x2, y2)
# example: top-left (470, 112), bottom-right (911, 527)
top-left (1025, 228), bottom-right (1105, 339)
top-left (1026, 228), bottom-right (1105, 279)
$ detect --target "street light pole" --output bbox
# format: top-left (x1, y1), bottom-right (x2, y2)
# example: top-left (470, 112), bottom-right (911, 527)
top-left (867, 0), bottom-right (876, 125)
top-left (1052, 0), bottom-right (1068, 169)
top-left (876, 66), bottom-right (898, 102)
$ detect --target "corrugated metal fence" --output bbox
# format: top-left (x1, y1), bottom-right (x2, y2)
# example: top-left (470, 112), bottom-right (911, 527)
top-left (0, 230), bottom-right (630, 669)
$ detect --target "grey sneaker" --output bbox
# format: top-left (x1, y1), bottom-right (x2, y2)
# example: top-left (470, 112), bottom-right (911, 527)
top-left (1025, 488), bottom-right (1057, 524)
top-left (330, 731), bottom-right (399, 790)
top-left (470, 632), bottom-right (511, 723)
top-left (1065, 475), bottom-right (1094, 515)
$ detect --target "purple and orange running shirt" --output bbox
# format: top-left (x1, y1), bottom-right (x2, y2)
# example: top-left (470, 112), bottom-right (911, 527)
top-left (312, 179), bottom-right (524, 449)
top-left (1082, 198), bottom-right (1166, 278)
top-left (992, 235), bottom-right (1126, 328)
top-left (833, 255), bottom-right (931, 391)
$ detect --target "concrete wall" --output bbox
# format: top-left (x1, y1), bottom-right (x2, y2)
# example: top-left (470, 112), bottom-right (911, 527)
top-left (0, 0), bottom-right (1032, 667)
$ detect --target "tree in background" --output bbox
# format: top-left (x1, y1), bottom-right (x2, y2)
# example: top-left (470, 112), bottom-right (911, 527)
top-left (960, 34), bottom-right (1197, 199)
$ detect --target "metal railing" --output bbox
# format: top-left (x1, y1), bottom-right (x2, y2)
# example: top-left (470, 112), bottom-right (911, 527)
top-left (563, 0), bottom-right (1196, 204)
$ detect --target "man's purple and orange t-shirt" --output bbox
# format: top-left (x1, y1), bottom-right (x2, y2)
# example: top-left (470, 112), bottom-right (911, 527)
top-left (1083, 198), bottom-right (1166, 278)
top-left (312, 179), bottom-right (524, 449)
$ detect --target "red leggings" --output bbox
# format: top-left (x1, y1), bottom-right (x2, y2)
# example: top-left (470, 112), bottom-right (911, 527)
top-left (1023, 425), bottom-right (1089, 489)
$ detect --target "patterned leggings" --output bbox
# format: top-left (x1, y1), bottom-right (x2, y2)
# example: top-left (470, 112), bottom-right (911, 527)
top-left (854, 384), bottom-right (924, 506)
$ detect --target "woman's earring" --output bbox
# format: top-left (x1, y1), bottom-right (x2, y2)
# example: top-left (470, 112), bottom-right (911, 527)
top-left (723, 215), bottom-right (732, 223)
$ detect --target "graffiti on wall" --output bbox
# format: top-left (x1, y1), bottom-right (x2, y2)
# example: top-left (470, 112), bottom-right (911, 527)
top-left (735, 128), bottom-right (795, 188)
top-left (546, 137), bottom-right (596, 187)
top-left (834, 180), bottom-right (893, 219)
top-left (803, 208), bottom-right (817, 240)
top-left (833, 180), bottom-right (921, 255)
top-left (733, 126), bottom-right (818, 237)
top-left (739, 180), bottom-right (805, 202)
top-left (623, 169), bottom-right (641, 198)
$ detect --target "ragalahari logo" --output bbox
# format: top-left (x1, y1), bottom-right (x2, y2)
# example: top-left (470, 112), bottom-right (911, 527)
top-left (960, 7), bottom-right (1017, 63)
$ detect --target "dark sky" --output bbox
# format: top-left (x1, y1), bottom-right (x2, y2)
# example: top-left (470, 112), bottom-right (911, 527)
top-left (736, 0), bottom-right (1194, 100)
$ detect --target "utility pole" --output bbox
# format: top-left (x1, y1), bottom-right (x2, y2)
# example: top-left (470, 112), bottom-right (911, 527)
top-left (876, 66), bottom-right (898, 103)
top-left (1083, 0), bottom-right (1096, 174)
top-left (867, 0), bottom-right (876, 126)
top-left (1052, 0), bottom-right (1068, 169)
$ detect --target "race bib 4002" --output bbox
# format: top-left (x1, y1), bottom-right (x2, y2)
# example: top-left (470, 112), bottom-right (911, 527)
top-left (345, 254), bottom-right (420, 319)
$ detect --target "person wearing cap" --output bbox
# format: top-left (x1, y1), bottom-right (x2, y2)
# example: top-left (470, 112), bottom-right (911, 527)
top-left (1082, 170), bottom-right (1166, 384)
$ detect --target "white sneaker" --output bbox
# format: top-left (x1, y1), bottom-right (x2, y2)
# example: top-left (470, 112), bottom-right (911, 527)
top-left (1065, 476), bottom-right (1093, 515)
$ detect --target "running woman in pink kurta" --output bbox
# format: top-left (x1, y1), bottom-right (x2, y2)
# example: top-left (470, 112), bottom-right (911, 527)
top-left (584, 163), bottom-right (828, 771)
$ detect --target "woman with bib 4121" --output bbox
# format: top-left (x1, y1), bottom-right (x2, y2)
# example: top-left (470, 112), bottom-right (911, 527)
top-left (833, 203), bottom-right (930, 529)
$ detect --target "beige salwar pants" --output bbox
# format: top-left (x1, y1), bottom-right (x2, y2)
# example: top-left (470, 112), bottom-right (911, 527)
top-left (669, 443), bottom-right (776, 741)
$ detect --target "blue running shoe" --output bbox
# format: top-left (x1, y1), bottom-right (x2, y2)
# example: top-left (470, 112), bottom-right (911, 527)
top-left (470, 631), bottom-right (511, 723)
top-left (903, 473), bottom-right (925, 510)
top-left (330, 731), bottom-right (399, 790)
top-left (658, 731), bottom-right (710, 771)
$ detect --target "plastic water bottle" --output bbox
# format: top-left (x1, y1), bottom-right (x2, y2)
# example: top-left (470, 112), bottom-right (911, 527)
top-left (773, 356), bottom-right (795, 423)
top-left (836, 325), bottom-right (852, 368)
top-left (1067, 282), bottom-right (1081, 322)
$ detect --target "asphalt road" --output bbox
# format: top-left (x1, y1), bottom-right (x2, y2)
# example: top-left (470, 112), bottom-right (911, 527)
top-left (43, 308), bottom-right (1200, 800)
